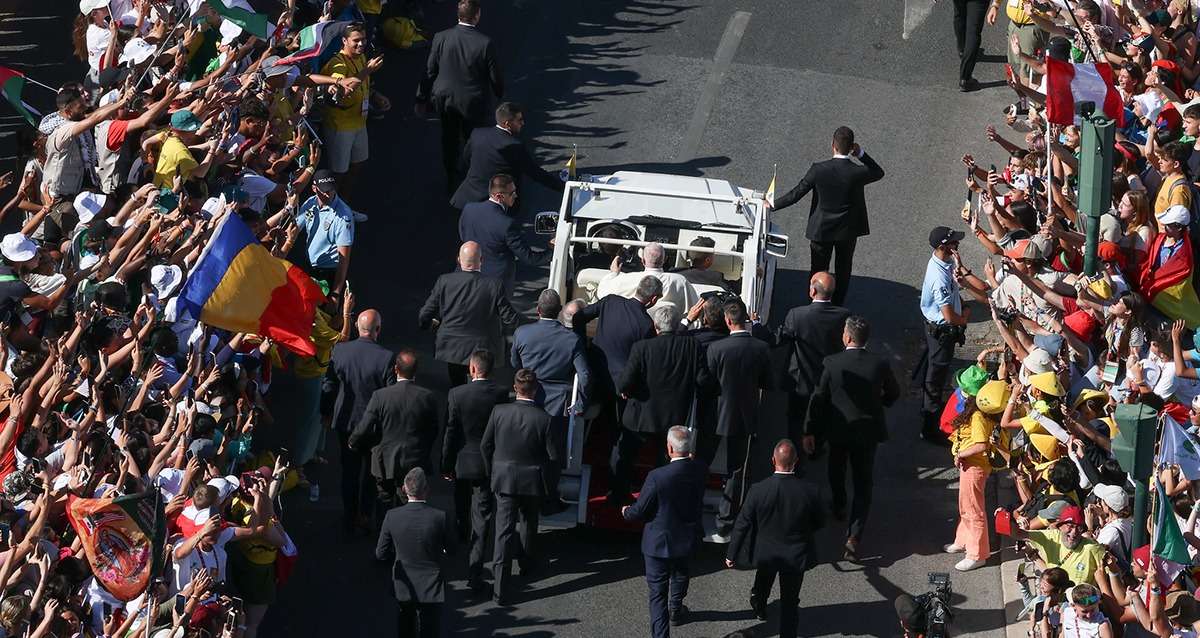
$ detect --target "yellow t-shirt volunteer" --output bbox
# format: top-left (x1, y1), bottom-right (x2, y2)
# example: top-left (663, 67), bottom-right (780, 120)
top-left (951, 411), bottom-right (995, 471)
top-left (320, 52), bottom-right (369, 132)
top-left (153, 134), bottom-right (199, 189)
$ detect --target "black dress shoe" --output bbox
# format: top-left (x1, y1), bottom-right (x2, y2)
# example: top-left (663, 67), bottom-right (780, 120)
top-left (670, 605), bottom-right (689, 626)
top-left (959, 77), bottom-right (981, 92)
top-left (749, 595), bottom-right (767, 621)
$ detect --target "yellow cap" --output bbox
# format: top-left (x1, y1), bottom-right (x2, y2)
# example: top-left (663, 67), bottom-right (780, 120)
top-left (1088, 278), bottom-right (1113, 300)
top-left (1030, 432), bottom-right (1062, 461)
top-left (1020, 414), bottom-right (1046, 436)
top-left (976, 380), bottom-right (1011, 415)
top-left (1072, 388), bottom-right (1108, 409)
top-left (1028, 371), bottom-right (1065, 397)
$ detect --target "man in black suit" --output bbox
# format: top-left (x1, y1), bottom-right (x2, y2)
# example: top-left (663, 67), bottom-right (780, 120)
top-left (725, 440), bottom-right (825, 638)
top-left (481, 369), bottom-right (561, 604)
top-left (703, 301), bottom-right (774, 542)
top-left (376, 468), bottom-right (457, 638)
top-left (804, 316), bottom-right (899, 560)
top-left (442, 349), bottom-right (509, 592)
top-left (510, 289), bottom-right (590, 460)
top-left (418, 241), bottom-right (523, 386)
top-left (611, 304), bottom-right (710, 504)
top-left (450, 102), bottom-right (566, 210)
top-left (775, 272), bottom-right (850, 442)
top-left (349, 350), bottom-right (442, 516)
top-left (767, 126), bottom-right (885, 305)
top-left (326, 309), bottom-right (394, 533)
top-left (621, 426), bottom-right (709, 633)
top-left (415, 0), bottom-right (504, 187)
top-left (458, 174), bottom-right (551, 295)
top-left (575, 276), bottom-right (659, 414)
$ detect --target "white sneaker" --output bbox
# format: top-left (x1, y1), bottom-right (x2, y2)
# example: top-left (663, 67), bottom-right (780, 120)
top-left (704, 532), bottom-right (731, 544)
top-left (309, 484), bottom-right (320, 502)
top-left (954, 557), bottom-right (986, 571)
top-left (943, 543), bottom-right (965, 554)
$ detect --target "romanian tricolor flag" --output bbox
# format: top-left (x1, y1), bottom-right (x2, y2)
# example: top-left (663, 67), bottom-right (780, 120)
top-left (67, 493), bottom-right (166, 601)
top-left (0, 66), bottom-right (39, 126)
top-left (178, 214), bottom-right (324, 355)
top-left (1138, 233), bottom-right (1200, 329)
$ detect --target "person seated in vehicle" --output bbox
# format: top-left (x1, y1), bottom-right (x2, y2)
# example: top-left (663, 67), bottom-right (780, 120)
top-left (673, 236), bottom-right (732, 291)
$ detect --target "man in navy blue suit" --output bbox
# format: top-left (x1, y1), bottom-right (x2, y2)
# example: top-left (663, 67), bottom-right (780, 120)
top-left (621, 426), bottom-right (709, 634)
top-left (458, 174), bottom-right (551, 294)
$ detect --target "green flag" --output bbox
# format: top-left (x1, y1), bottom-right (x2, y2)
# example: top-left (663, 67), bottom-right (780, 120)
top-left (206, 0), bottom-right (272, 40)
top-left (1153, 479), bottom-right (1191, 565)
top-left (0, 66), bottom-right (39, 126)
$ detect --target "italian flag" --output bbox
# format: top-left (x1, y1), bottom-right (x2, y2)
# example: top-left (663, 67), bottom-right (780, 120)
top-left (0, 66), bottom-right (39, 126)
top-left (1044, 57), bottom-right (1125, 127)
top-left (206, 0), bottom-right (273, 40)
top-left (276, 20), bottom-right (350, 65)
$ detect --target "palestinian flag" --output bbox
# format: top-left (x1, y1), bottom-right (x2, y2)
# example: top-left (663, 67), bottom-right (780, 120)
top-left (1137, 233), bottom-right (1200, 328)
top-left (67, 492), bottom-right (167, 601)
top-left (0, 66), bottom-right (40, 126)
top-left (276, 20), bottom-right (351, 65)
top-left (206, 0), bottom-right (274, 40)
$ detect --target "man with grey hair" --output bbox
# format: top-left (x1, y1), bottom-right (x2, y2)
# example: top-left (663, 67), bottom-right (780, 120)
top-left (596, 241), bottom-right (699, 314)
top-left (376, 467), bottom-right (457, 638)
top-left (622, 425), bottom-right (709, 632)
top-left (611, 303), bottom-right (710, 504)
top-left (577, 275), bottom-right (659, 427)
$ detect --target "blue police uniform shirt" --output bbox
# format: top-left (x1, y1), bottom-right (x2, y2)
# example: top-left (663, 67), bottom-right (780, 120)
top-left (920, 253), bottom-right (960, 324)
top-left (298, 194), bottom-right (355, 269)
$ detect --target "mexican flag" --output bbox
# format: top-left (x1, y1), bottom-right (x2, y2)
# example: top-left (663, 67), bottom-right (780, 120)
top-left (67, 492), bottom-right (167, 601)
top-left (276, 20), bottom-right (351, 65)
top-left (0, 66), bottom-right (40, 126)
top-left (206, 0), bottom-right (273, 40)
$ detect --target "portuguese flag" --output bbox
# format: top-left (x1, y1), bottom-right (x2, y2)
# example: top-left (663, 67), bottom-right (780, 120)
top-left (0, 66), bottom-right (39, 126)
top-left (1137, 233), bottom-right (1200, 328)
top-left (67, 492), bottom-right (167, 601)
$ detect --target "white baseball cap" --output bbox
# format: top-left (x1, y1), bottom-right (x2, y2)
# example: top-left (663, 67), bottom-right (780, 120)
top-left (73, 191), bottom-right (107, 224)
top-left (1019, 347), bottom-right (1055, 385)
top-left (79, 0), bottom-right (108, 14)
top-left (0, 233), bottom-right (37, 263)
top-left (150, 264), bottom-right (183, 299)
top-left (207, 475), bottom-right (241, 502)
top-left (1092, 483), bottom-right (1129, 512)
top-left (1158, 204), bottom-right (1191, 227)
top-left (99, 89), bottom-right (120, 107)
top-left (119, 38), bottom-right (156, 67)
top-left (200, 196), bottom-right (224, 219)
top-left (1011, 174), bottom-right (1032, 191)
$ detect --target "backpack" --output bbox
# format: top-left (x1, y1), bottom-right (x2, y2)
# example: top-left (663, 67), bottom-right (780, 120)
top-left (1168, 177), bottom-right (1200, 244)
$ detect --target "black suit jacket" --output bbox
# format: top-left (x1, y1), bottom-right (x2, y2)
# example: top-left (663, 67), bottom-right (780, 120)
top-left (805, 348), bottom-right (900, 444)
top-left (458, 200), bottom-right (549, 282)
top-left (376, 502), bottom-right (457, 603)
top-left (728, 473), bottom-right (825, 572)
top-left (618, 333), bottom-right (710, 434)
top-left (576, 294), bottom-right (654, 386)
top-left (450, 126), bottom-right (565, 209)
top-left (416, 24), bottom-right (503, 124)
top-left (773, 153), bottom-right (885, 242)
top-left (418, 269), bottom-right (522, 365)
top-left (443, 378), bottom-right (509, 479)
top-left (325, 337), bottom-right (394, 433)
top-left (622, 458), bottom-right (709, 559)
top-left (480, 400), bottom-right (561, 496)
top-left (349, 381), bottom-right (441, 480)
top-left (706, 332), bottom-right (774, 437)
top-left (776, 301), bottom-right (851, 397)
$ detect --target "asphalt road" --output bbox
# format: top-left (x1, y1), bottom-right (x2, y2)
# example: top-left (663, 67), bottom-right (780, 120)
top-left (1, 0), bottom-right (1026, 636)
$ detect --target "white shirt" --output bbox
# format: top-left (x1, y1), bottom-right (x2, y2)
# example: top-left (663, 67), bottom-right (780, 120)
top-left (597, 268), bottom-right (699, 316)
top-left (172, 527), bottom-right (236, 593)
top-left (85, 24), bottom-right (111, 73)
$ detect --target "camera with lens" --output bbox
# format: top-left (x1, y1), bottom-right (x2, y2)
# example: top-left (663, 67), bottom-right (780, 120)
top-left (896, 573), bottom-right (952, 638)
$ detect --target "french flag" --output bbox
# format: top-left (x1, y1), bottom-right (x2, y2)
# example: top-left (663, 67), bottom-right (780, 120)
top-left (1044, 57), bottom-right (1125, 127)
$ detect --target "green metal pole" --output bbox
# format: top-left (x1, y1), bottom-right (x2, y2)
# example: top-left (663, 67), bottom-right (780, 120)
top-left (1077, 114), bottom-right (1116, 276)
top-left (1113, 404), bottom-right (1159, 548)
top-left (1132, 481), bottom-right (1150, 549)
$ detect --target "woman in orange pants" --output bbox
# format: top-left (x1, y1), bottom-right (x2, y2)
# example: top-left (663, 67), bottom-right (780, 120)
top-left (945, 377), bottom-right (1008, 571)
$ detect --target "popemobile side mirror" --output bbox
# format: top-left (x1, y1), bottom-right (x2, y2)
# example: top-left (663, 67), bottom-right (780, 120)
top-left (534, 211), bottom-right (559, 235)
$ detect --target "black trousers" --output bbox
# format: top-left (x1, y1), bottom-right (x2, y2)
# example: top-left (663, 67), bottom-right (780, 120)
top-left (337, 429), bottom-right (372, 528)
top-left (828, 441), bottom-right (877, 542)
top-left (697, 430), bottom-right (750, 535)
top-left (752, 569), bottom-right (805, 638)
top-left (610, 428), bottom-right (666, 498)
top-left (918, 325), bottom-right (958, 426)
top-left (454, 478), bottom-right (494, 581)
top-left (645, 555), bottom-right (691, 638)
top-left (953, 0), bottom-right (988, 82)
top-left (810, 238), bottom-right (856, 306)
top-left (437, 104), bottom-right (481, 190)
top-left (786, 393), bottom-right (810, 444)
top-left (493, 492), bottom-right (540, 599)
top-left (396, 600), bottom-right (441, 638)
